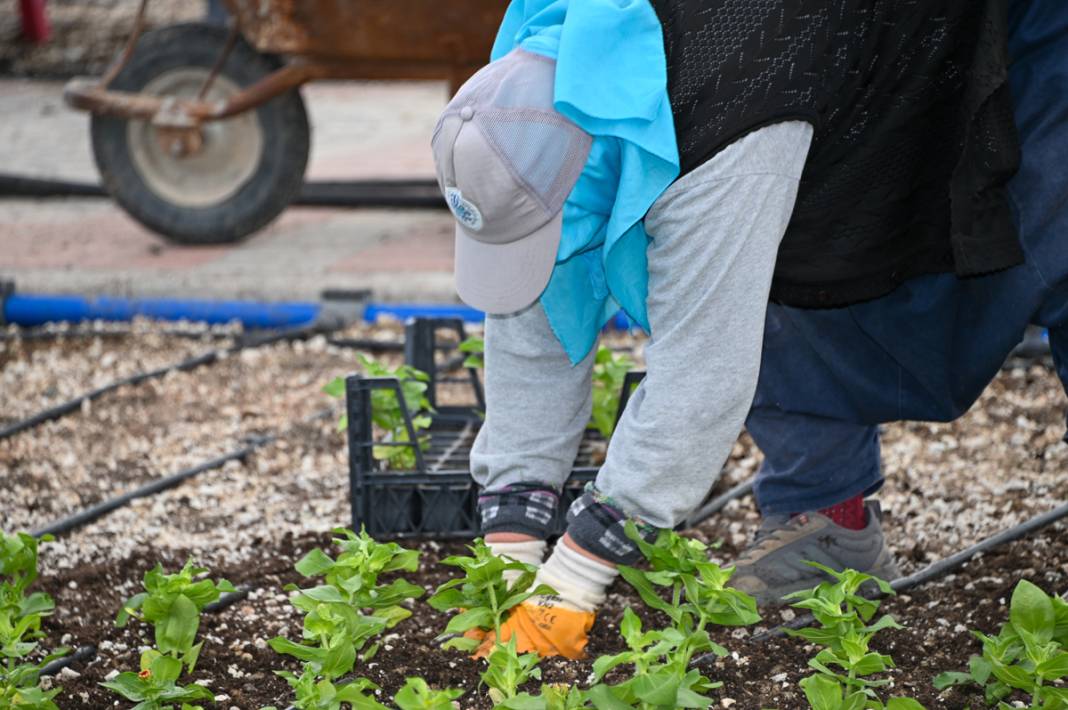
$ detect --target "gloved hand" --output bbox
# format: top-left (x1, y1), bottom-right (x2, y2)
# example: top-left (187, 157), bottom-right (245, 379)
top-left (475, 536), bottom-right (616, 660)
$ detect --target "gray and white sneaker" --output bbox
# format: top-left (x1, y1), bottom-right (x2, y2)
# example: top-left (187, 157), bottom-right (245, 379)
top-left (728, 500), bottom-right (900, 605)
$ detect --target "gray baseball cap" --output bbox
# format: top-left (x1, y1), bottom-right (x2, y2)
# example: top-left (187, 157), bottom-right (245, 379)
top-left (431, 49), bottom-right (593, 315)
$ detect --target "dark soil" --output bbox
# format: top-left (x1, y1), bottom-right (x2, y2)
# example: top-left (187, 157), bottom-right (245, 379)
top-left (33, 519), bottom-right (1068, 709)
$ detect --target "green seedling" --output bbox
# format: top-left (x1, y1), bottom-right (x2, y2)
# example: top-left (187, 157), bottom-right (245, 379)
top-left (458, 336), bottom-right (484, 369)
top-left (428, 540), bottom-right (553, 703)
top-left (586, 607), bottom-right (723, 709)
top-left (783, 562), bottom-right (925, 710)
top-left (266, 667), bottom-right (387, 710)
top-left (0, 532), bottom-right (67, 710)
top-left (583, 525), bottom-right (760, 709)
top-left (271, 529), bottom-right (423, 680)
top-left (116, 559), bottom-right (235, 673)
top-left (497, 683), bottom-right (590, 710)
top-left (393, 676), bottom-right (464, 710)
top-left (427, 538), bottom-right (554, 653)
top-left (324, 356), bottom-right (433, 470)
top-left (481, 636), bottom-right (543, 704)
top-left (934, 579), bottom-right (1068, 709)
top-left (589, 347), bottom-right (635, 440)
top-left (99, 649), bottom-right (213, 710)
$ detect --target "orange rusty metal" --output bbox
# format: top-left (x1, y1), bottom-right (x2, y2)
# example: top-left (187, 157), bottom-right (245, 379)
top-left (66, 0), bottom-right (505, 124)
top-left (222, 0), bottom-right (504, 89)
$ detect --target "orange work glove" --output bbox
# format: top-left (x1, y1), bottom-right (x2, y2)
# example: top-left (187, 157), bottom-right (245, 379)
top-left (474, 598), bottom-right (595, 660)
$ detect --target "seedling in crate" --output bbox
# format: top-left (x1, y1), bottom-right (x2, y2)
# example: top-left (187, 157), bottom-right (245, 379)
top-left (458, 336), bottom-right (484, 369)
top-left (116, 559), bottom-right (236, 673)
top-left (394, 676), bottom-right (464, 710)
top-left (589, 346), bottom-right (636, 440)
top-left (0, 532), bottom-right (68, 710)
top-left (585, 524), bottom-right (760, 708)
top-left (934, 579), bottom-right (1068, 708)
top-left (325, 356), bottom-right (433, 470)
top-left (270, 530), bottom-right (423, 679)
top-left (100, 649), bottom-right (214, 710)
top-left (783, 562), bottom-right (926, 709)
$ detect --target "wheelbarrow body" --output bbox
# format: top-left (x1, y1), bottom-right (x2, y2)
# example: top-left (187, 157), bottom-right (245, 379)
top-left (226, 0), bottom-right (504, 86)
top-left (63, 0), bottom-right (505, 245)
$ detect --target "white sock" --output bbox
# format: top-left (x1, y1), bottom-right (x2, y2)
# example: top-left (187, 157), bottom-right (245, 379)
top-left (534, 541), bottom-right (619, 612)
top-left (488, 539), bottom-right (547, 586)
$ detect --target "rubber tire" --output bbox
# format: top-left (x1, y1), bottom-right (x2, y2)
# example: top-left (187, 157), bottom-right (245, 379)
top-left (90, 23), bottom-right (310, 245)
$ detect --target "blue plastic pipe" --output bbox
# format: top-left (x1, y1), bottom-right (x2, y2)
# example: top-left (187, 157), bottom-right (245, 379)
top-left (4, 294), bottom-right (321, 329)
top-left (2, 293), bottom-right (637, 331)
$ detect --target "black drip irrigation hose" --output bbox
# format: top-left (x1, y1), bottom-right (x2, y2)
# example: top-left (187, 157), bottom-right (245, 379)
top-left (690, 499), bottom-right (1068, 666)
top-left (684, 479), bottom-right (755, 529)
top-left (0, 323), bottom-right (326, 442)
top-left (37, 587), bottom-right (252, 678)
top-left (0, 174), bottom-right (447, 210)
top-left (29, 436), bottom-right (275, 538)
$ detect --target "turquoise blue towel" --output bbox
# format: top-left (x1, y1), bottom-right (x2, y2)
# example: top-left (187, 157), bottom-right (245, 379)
top-left (492, 0), bottom-right (679, 363)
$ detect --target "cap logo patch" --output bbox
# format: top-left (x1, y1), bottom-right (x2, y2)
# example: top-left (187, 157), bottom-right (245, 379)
top-left (446, 187), bottom-right (484, 232)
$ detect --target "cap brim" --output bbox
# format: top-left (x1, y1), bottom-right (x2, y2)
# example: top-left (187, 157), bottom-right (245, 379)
top-left (454, 212), bottom-right (562, 315)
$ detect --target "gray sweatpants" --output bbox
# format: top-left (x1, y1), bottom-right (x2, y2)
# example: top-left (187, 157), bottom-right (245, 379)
top-left (471, 121), bottom-right (814, 562)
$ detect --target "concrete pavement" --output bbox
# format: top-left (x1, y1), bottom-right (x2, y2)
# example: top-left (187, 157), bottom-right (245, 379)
top-left (0, 78), bottom-right (460, 303)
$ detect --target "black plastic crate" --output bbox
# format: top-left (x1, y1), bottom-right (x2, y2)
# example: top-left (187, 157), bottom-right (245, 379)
top-left (346, 318), bottom-right (643, 538)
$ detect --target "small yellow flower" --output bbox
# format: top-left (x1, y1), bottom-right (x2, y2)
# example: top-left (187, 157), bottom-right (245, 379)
top-left (138, 669), bottom-right (151, 680)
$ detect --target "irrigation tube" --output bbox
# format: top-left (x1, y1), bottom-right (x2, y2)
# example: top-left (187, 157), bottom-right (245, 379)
top-left (684, 479), bottom-right (755, 528)
top-left (29, 437), bottom-right (274, 538)
top-left (692, 500), bottom-right (1068, 658)
top-left (0, 323), bottom-right (327, 442)
top-left (38, 588), bottom-right (252, 678)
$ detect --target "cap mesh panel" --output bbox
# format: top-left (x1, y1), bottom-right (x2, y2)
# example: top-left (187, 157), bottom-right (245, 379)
top-left (478, 110), bottom-right (590, 212)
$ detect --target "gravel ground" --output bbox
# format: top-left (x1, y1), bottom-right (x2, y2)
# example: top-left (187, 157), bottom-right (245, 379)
top-left (1, 0), bottom-right (206, 78)
top-left (1, 321), bottom-right (1066, 709)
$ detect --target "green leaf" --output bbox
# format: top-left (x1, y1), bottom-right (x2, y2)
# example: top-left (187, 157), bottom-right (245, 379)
top-left (322, 377), bottom-right (346, 398)
top-left (100, 673), bottom-right (149, 701)
top-left (445, 607), bottom-right (495, 634)
top-left (585, 684), bottom-right (636, 710)
top-left (1010, 580), bottom-right (1055, 645)
top-left (1037, 650), bottom-right (1068, 680)
top-left (800, 674), bottom-right (843, 710)
top-left (154, 593), bottom-right (199, 658)
top-left (631, 671), bottom-right (681, 706)
top-left (885, 698), bottom-right (927, 710)
top-left (115, 592), bottom-right (147, 627)
top-left (295, 548), bottom-right (336, 578)
top-left (933, 671), bottom-right (975, 690)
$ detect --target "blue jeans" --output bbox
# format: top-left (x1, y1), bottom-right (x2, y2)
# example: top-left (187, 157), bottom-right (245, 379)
top-left (746, 0), bottom-right (1068, 515)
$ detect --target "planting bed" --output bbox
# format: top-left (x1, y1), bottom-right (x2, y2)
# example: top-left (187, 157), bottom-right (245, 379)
top-left (1, 320), bottom-right (1066, 709)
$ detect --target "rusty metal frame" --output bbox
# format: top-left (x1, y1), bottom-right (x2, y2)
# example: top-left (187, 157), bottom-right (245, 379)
top-left (64, 0), bottom-right (503, 128)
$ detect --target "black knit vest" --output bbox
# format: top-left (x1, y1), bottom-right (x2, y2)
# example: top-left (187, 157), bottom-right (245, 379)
top-left (649, 0), bottom-right (1023, 307)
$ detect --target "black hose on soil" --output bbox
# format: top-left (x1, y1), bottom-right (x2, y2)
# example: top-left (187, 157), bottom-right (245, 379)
top-left (36, 589), bottom-right (250, 678)
top-left (38, 645), bottom-right (98, 678)
top-left (0, 323), bottom-right (326, 442)
top-left (0, 174), bottom-right (447, 210)
top-left (29, 436), bottom-right (274, 538)
top-left (684, 479), bottom-right (755, 529)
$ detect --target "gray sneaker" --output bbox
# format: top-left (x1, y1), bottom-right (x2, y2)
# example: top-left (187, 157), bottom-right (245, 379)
top-left (728, 500), bottom-right (900, 605)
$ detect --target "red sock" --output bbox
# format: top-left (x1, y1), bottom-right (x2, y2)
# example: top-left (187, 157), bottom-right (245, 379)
top-left (817, 494), bottom-right (866, 530)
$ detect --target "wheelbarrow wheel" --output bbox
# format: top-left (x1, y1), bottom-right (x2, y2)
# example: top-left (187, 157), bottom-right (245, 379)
top-left (90, 22), bottom-right (310, 245)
